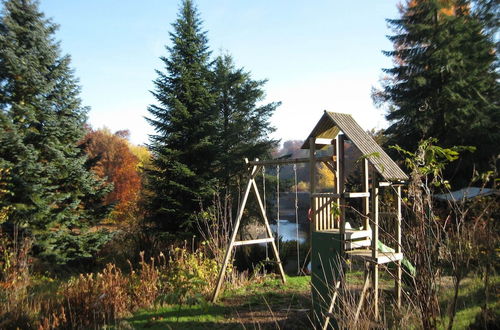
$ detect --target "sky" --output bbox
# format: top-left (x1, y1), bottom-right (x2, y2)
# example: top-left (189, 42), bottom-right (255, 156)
top-left (38, 0), bottom-right (401, 146)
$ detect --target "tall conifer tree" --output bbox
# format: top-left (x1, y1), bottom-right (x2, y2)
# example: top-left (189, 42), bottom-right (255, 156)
top-left (212, 54), bottom-right (279, 192)
top-left (146, 0), bottom-right (216, 231)
top-left (0, 0), bottom-right (110, 263)
top-left (375, 0), bottom-right (499, 186)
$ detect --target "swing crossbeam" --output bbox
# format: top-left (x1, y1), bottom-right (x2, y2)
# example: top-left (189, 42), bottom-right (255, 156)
top-left (233, 237), bottom-right (275, 246)
top-left (247, 155), bottom-right (334, 166)
top-left (312, 192), bottom-right (370, 198)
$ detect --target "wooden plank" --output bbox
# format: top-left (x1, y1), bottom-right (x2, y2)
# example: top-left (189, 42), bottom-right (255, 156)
top-left (346, 249), bottom-right (403, 264)
top-left (247, 155), bottom-right (333, 166)
top-left (310, 137), bottom-right (317, 232)
top-left (346, 239), bottom-right (372, 250)
top-left (337, 135), bottom-right (346, 259)
top-left (311, 192), bottom-right (369, 198)
top-left (396, 185), bottom-right (402, 308)
top-left (322, 160), bottom-right (336, 175)
top-left (363, 158), bottom-right (370, 230)
top-left (312, 192), bottom-right (341, 198)
top-left (371, 167), bottom-right (379, 320)
top-left (318, 228), bottom-right (371, 240)
top-left (354, 271), bottom-right (371, 324)
top-left (233, 237), bottom-right (274, 246)
top-left (315, 137), bottom-right (334, 145)
top-left (344, 192), bottom-right (370, 198)
top-left (322, 281), bottom-right (341, 330)
top-left (371, 167), bottom-right (379, 261)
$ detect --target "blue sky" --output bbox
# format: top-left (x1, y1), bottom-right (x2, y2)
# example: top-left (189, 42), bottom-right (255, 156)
top-left (38, 0), bottom-right (400, 145)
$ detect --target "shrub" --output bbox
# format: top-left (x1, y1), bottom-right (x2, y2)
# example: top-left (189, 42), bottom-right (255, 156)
top-left (128, 252), bottom-right (160, 309)
top-left (59, 263), bottom-right (130, 328)
top-left (159, 246), bottom-right (219, 304)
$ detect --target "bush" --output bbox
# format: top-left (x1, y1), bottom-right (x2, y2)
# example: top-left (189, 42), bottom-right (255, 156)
top-left (159, 245), bottom-right (219, 305)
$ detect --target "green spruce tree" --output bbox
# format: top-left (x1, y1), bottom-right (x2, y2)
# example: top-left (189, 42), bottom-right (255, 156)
top-left (375, 0), bottom-right (499, 187)
top-left (212, 54), bottom-right (279, 192)
top-left (0, 0), bottom-right (111, 263)
top-left (146, 0), bottom-right (216, 231)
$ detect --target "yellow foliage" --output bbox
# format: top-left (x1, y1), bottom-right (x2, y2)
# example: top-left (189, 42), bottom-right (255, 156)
top-left (294, 181), bottom-right (309, 192)
top-left (317, 163), bottom-right (336, 190)
top-left (128, 144), bottom-right (151, 171)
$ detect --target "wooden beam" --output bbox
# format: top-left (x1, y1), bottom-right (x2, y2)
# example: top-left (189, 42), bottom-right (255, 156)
top-left (370, 166), bottom-right (379, 319)
top-left (315, 137), bottom-right (334, 145)
top-left (396, 185), bottom-right (402, 309)
top-left (354, 269), bottom-right (371, 324)
top-left (322, 281), bottom-right (341, 330)
top-left (337, 135), bottom-right (346, 258)
top-left (362, 158), bottom-right (370, 230)
top-left (309, 137), bottom-right (317, 231)
top-left (311, 192), bottom-right (370, 199)
top-left (321, 160), bottom-right (336, 175)
top-left (344, 192), bottom-right (370, 198)
top-left (247, 155), bottom-right (333, 166)
top-left (312, 192), bottom-right (341, 198)
top-left (233, 237), bottom-right (274, 246)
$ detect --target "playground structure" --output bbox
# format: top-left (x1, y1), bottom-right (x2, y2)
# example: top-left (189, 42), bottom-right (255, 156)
top-left (212, 111), bottom-right (408, 328)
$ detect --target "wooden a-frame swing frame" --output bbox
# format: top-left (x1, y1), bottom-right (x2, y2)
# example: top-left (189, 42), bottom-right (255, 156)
top-left (211, 155), bottom-right (334, 303)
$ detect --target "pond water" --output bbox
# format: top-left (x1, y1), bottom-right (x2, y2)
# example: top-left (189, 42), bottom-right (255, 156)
top-left (270, 219), bottom-right (308, 243)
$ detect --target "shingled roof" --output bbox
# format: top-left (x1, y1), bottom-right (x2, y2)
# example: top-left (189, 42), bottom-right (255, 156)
top-left (302, 111), bottom-right (408, 182)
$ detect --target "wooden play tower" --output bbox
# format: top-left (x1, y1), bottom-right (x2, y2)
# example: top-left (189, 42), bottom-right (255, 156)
top-left (304, 111), bottom-right (408, 328)
top-left (212, 111), bottom-right (408, 328)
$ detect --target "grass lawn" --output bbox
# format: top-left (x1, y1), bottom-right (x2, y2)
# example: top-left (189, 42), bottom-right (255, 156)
top-left (126, 275), bottom-right (312, 329)
top-left (437, 275), bottom-right (500, 330)
top-left (124, 272), bottom-right (498, 329)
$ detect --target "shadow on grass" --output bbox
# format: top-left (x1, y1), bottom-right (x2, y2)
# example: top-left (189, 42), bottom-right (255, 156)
top-left (438, 277), bottom-right (500, 329)
top-left (126, 304), bottom-right (235, 329)
top-left (127, 275), bottom-right (313, 329)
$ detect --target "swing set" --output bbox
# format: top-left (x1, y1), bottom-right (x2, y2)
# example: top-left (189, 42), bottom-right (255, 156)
top-left (212, 111), bottom-right (409, 328)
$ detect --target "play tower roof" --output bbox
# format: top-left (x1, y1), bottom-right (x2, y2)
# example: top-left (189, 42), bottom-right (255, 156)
top-left (301, 111), bottom-right (408, 182)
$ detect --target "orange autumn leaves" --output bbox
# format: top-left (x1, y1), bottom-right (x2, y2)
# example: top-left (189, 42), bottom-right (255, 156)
top-left (407, 0), bottom-right (470, 17)
top-left (84, 129), bottom-right (149, 223)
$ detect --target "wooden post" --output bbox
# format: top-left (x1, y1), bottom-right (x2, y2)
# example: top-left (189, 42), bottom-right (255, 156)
top-left (395, 185), bottom-right (402, 308)
top-left (362, 158), bottom-right (370, 230)
top-left (354, 264), bottom-right (371, 324)
top-left (336, 135), bottom-right (345, 258)
top-left (309, 137), bottom-right (316, 231)
top-left (370, 167), bottom-right (379, 319)
top-left (334, 138), bottom-right (340, 230)
top-left (212, 163), bottom-right (260, 302)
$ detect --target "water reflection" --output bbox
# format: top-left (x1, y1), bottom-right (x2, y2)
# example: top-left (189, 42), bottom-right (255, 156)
top-left (270, 219), bottom-right (307, 243)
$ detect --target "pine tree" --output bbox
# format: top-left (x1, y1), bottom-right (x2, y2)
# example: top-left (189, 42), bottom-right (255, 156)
top-left (375, 0), bottom-right (499, 187)
top-left (0, 0), bottom-right (111, 263)
top-left (212, 54), bottom-right (279, 192)
top-left (146, 0), bottom-right (216, 231)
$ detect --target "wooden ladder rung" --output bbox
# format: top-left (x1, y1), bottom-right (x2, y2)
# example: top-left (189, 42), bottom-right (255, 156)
top-left (233, 237), bottom-right (274, 246)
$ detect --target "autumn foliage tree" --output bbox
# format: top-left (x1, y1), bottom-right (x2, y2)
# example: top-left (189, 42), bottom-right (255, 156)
top-left (83, 129), bottom-right (144, 223)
